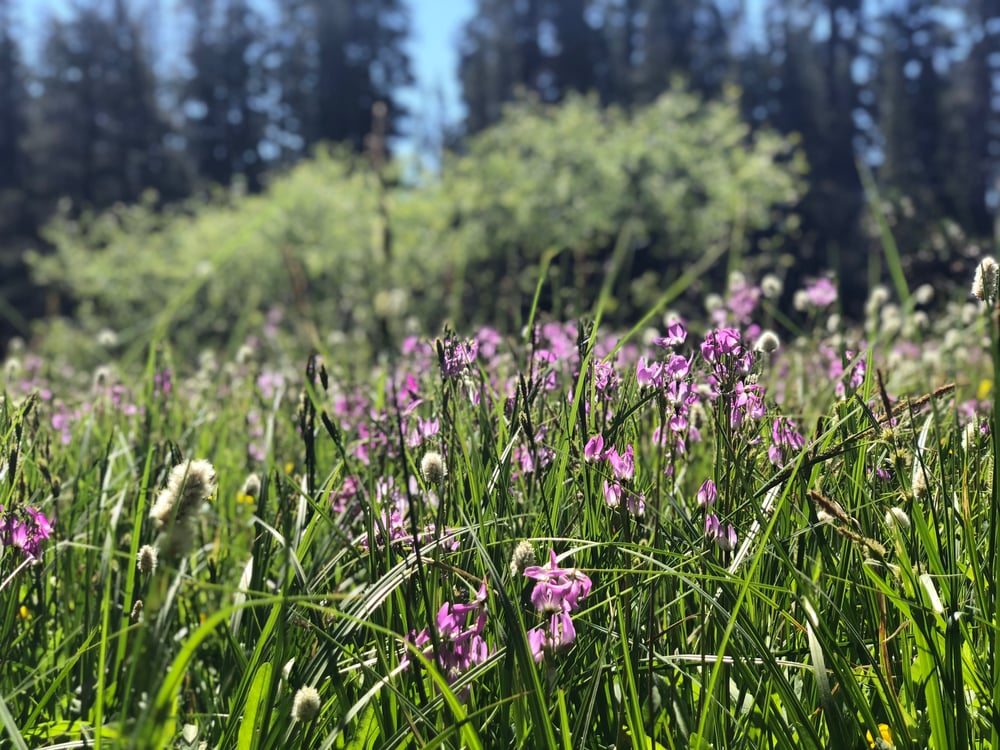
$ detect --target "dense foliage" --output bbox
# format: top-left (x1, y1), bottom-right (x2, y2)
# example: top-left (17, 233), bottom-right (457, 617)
top-left (24, 90), bottom-right (805, 365)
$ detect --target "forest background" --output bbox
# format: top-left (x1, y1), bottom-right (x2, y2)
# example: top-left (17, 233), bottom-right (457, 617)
top-left (0, 0), bottom-right (996, 351)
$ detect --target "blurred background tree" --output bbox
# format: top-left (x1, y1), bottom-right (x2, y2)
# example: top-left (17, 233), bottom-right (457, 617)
top-left (0, 0), bottom-right (997, 349)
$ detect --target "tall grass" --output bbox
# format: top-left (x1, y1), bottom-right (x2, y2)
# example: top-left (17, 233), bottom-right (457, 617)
top-left (0, 258), bottom-right (994, 749)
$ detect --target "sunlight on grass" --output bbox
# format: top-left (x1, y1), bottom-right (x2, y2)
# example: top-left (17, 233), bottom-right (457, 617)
top-left (0, 259), bottom-right (996, 748)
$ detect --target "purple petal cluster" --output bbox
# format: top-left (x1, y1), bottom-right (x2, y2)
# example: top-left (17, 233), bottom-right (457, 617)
top-left (346, 474), bottom-right (449, 549)
top-left (587, 439), bottom-right (645, 516)
top-left (652, 320), bottom-right (687, 348)
top-left (767, 417), bottom-right (805, 467)
top-left (705, 513), bottom-right (737, 552)
top-left (700, 327), bottom-right (754, 392)
top-left (696, 479), bottom-right (717, 508)
top-left (523, 550), bottom-right (592, 662)
top-left (710, 274), bottom-right (762, 327)
top-left (800, 277), bottom-right (838, 309)
top-left (405, 581), bottom-right (491, 699)
top-left (591, 360), bottom-right (620, 400)
top-left (437, 335), bottom-right (479, 379)
top-left (1, 506), bottom-right (54, 561)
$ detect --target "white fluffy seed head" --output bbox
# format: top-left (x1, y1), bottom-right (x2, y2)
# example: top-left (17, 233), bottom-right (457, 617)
top-left (137, 544), bottom-right (158, 575)
top-left (509, 540), bottom-right (536, 578)
top-left (148, 459), bottom-right (217, 529)
top-left (292, 686), bottom-right (321, 722)
top-left (420, 451), bottom-right (446, 485)
top-left (761, 274), bottom-right (783, 299)
top-left (754, 330), bottom-right (780, 353)
top-left (885, 507), bottom-right (911, 531)
top-left (972, 257), bottom-right (999, 304)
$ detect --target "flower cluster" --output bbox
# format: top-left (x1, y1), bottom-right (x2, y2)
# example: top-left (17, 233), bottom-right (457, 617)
top-left (436, 335), bottom-right (479, 379)
top-left (405, 581), bottom-right (491, 699)
top-left (794, 277), bottom-right (838, 311)
top-left (637, 321), bottom-right (701, 461)
top-left (705, 513), bottom-right (738, 552)
top-left (356, 475), bottom-right (458, 552)
top-left (585, 437), bottom-right (645, 516)
top-left (767, 417), bottom-right (805, 467)
top-left (0, 505), bottom-right (54, 561)
top-left (591, 360), bottom-right (620, 401)
top-left (697, 480), bottom-right (737, 552)
top-left (523, 550), bottom-right (592, 662)
top-left (700, 327), bottom-right (754, 394)
top-left (823, 346), bottom-right (868, 398)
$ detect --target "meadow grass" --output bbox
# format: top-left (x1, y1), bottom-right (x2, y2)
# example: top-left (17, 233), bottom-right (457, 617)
top-left (0, 263), bottom-right (996, 749)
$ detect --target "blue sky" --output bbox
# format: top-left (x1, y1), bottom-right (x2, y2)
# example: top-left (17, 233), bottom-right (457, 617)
top-left (401, 0), bottom-right (476, 130)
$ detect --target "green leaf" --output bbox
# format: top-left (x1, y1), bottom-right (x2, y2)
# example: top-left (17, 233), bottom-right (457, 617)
top-left (237, 661), bottom-right (273, 750)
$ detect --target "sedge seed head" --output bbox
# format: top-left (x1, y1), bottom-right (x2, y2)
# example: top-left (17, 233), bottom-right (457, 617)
top-left (292, 686), bottom-right (321, 721)
top-left (420, 451), bottom-right (446, 485)
top-left (149, 459), bottom-right (217, 529)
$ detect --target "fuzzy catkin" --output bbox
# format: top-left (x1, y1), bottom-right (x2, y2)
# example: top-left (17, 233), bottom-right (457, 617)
top-left (509, 540), bottom-right (536, 578)
top-left (420, 451), bottom-right (446, 485)
top-left (292, 686), bottom-right (321, 721)
top-left (149, 459), bottom-right (217, 529)
top-left (137, 544), bottom-right (158, 575)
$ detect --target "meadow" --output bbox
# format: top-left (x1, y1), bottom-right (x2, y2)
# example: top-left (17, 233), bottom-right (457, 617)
top-left (2, 243), bottom-right (999, 749)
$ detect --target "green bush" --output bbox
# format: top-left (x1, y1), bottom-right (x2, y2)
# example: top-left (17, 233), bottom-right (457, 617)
top-left (26, 86), bottom-right (806, 363)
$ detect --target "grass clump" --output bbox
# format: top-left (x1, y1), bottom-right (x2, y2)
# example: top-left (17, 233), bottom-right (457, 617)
top-left (0, 263), bottom-right (997, 749)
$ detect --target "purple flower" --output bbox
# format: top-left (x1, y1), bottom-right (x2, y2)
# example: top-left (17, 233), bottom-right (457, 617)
top-left (584, 435), bottom-right (605, 462)
top-left (404, 581), bottom-right (491, 698)
top-left (705, 512), bottom-right (720, 538)
top-left (603, 479), bottom-right (622, 509)
top-left (50, 403), bottom-right (74, 445)
top-left (636, 358), bottom-right (662, 388)
top-left (523, 549), bottom-right (592, 613)
top-left (153, 368), bottom-right (172, 397)
top-left (768, 417), bottom-right (805, 467)
top-left (697, 480), bottom-right (717, 508)
top-left (406, 416), bottom-right (440, 447)
top-left (700, 328), bottom-right (754, 390)
top-left (724, 277), bottom-right (762, 325)
top-left (0, 505), bottom-right (53, 561)
top-left (700, 328), bottom-right (743, 363)
top-left (653, 320), bottom-right (687, 348)
top-left (663, 354), bottom-right (691, 381)
top-left (804, 277), bottom-right (837, 308)
top-left (592, 361), bottom-right (619, 398)
top-left (523, 550), bottom-right (591, 663)
top-left (705, 513), bottom-right (737, 552)
top-left (625, 492), bottom-right (646, 517)
top-left (438, 336), bottom-right (479, 379)
top-left (606, 445), bottom-right (635, 481)
top-left (256, 370), bottom-right (285, 399)
top-left (330, 476), bottom-right (361, 514)
top-left (527, 610), bottom-right (577, 662)
top-left (730, 382), bottom-right (766, 428)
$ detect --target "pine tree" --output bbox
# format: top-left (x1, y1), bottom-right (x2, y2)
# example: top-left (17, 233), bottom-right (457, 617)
top-left (182, 0), bottom-right (270, 190)
top-left (273, 0), bottom-right (413, 155)
top-left (26, 0), bottom-right (183, 211)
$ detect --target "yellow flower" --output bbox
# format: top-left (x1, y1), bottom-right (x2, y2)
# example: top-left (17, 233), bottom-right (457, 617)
top-left (236, 492), bottom-right (255, 505)
top-left (18, 605), bottom-right (31, 620)
top-left (978, 378), bottom-right (993, 401)
top-left (284, 462), bottom-right (295, 475)
top-left (867, 723), bottom-right (893, 748)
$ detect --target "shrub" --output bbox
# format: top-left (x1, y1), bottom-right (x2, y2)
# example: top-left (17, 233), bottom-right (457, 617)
top-left (26, 86), bottom-right (805, 364)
